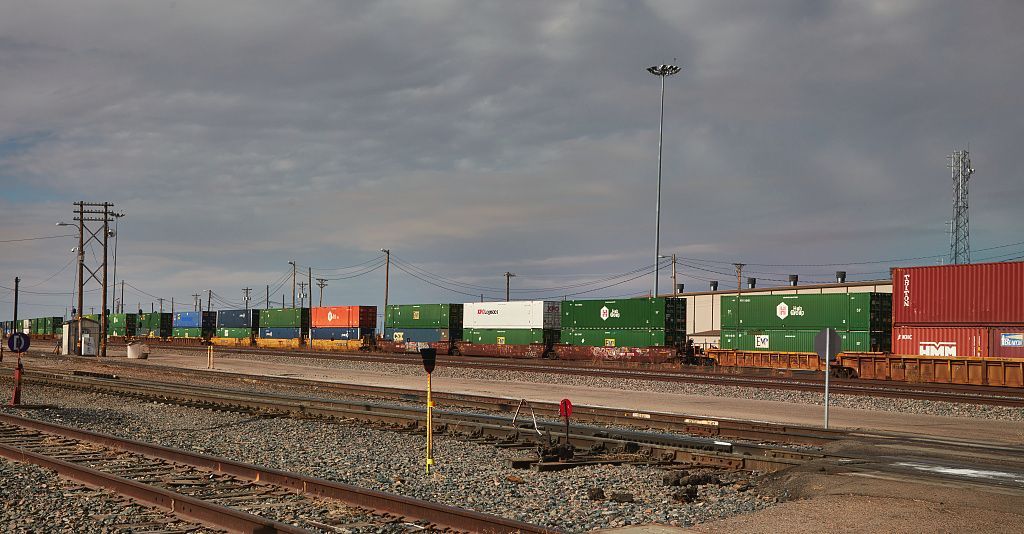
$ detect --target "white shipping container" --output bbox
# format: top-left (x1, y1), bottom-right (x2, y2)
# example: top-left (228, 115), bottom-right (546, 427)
top-left (463, 301), bottom-right (561, 329)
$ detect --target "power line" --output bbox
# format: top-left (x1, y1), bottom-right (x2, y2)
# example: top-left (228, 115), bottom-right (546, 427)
top-left (0, 234), bottom-right (75, 244)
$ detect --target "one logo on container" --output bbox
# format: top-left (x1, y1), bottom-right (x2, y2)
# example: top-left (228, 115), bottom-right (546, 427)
top-left (776, 302), bottom-right (805, 320)
top-left (755, 335), bottom-right (770, 349)
top-left (1002, 333), bottom-right (1024, 347)
top-left (477, 309), bottom-right (499, 315)
top-left (903, 274), bottom-right (911, 307)
top-left (919, 342), bottom-right (956, 357)
top-left (599, 306), bottom-right (621, 321)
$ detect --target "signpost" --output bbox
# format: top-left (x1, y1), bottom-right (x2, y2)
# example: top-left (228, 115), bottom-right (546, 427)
top-left (814, 328), bottom-right (842, 429)
top-left (420, 348), bottom-right (437, 474)
top-left (8, 332), bottom-right (29, 406)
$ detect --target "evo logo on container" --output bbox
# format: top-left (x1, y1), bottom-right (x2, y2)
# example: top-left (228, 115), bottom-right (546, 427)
top-left (919, 342), bottom-right (956, 357)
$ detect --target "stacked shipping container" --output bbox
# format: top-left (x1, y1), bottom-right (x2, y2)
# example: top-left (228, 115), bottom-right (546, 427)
top-left (258, 308), bottom-right (310, 346)
top-left (214, 309), bottom-right (260, 339)
top-left (107, 314), bottom-right (136, 337)
top-left (891, 262), bottom-right (1024, 358)
top-left (719, 293), bottom-right (891, 353)
top-left (560, 297), bottom-right (686, 348)
top-left (311, 306), bottom-right (376, 340)
top-left (136, 312), bottom-right (172, 338)
top-left (384, 304), bottom-right (463, 343)
top-left (172, 311), bottom-right (216, 338)
top-left (462, 301), bottom-right (560, 345)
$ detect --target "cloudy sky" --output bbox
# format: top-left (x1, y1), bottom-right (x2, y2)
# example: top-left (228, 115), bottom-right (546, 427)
top-left (2, 0), bottom-right (1022, 319)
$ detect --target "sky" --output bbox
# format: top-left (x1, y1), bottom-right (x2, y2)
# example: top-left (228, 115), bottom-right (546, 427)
top-left (2, 0), bottom-right (1023, 320)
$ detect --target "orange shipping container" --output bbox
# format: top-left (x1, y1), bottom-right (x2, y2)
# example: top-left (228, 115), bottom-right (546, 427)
top-left (311, 306), bottom-right (377, 329)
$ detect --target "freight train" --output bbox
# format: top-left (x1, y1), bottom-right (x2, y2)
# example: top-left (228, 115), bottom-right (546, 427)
top-left (4, 261), bottom-right (1022, 387)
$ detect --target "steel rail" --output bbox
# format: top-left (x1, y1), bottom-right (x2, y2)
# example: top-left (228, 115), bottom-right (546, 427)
top-left (0, 412), bottom-right (558, 534)
top-left (18, 370), bottom-right (817, 472)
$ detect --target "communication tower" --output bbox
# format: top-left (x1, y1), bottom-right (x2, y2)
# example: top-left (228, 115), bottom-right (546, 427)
top-left (948, 150), bottom-right (974, 265)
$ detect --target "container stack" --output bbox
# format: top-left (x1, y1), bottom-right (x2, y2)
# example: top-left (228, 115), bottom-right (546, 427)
top-left (213, 309), bottom-right (259, 346)
top-left (310, 306), bottom-right (376, 350)
top-left (719, 293), bottom-right (890, 353)
top-left (172, 311), bottom-right (216, 339)
top-left (891, 262), bottom-right (1024, 358)
top-left (561, 297), bottom-right (686, 348)
top-left (136, 312), bottom-right (172, 338)
top-left (258, 308), bottom-right (310, 348)
top-left (107, 313), bottom-right (137, 337)
top-left (462, 301), bottom-right (560, 346)
top-left (384, 304), bottom-right (463, 343)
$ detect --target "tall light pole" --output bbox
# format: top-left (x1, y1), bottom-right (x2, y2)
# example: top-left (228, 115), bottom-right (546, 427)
top-left (288, 260), bottom-right (296, 308)
top-left (647, 63), bottom-right (681, 297)
top-left (380, 249), bottom-right (390, 336)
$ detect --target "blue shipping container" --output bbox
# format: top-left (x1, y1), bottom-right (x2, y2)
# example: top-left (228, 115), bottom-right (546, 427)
top-left (383, 327), bottom-right (451, 343)
top-left (259, 327), bottom-right (301, 339)
top-left (311, 327), bottom-right (372, 340)
top-left (173, 311), bottom-right (201, 328)
top-left (217, 309), bottom-right (259, 329)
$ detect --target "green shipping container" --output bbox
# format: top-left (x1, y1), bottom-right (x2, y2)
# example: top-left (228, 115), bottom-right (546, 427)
top-left (107, 314), bottom-right (137, 336)
top-left (259, 308), bottom-right (310, 328)
top-left (560, 327), bottom-right (686, 348)
top-left (721, 329), bottom-right (889, 353)
top-left (172, 327), bottom-right (204, 338)
top-left (720, 293), bottom-right (890, 331)
top-left (216, 327), bottom-right (252, 339)
top-left (463, 328), bottom-right (557, 345)
top-left (561, 298), bottom-right (685, 330)
top-left (137, 313), bottom-right (172, 337)
top-left (386, 304), bottom-right (464, 329)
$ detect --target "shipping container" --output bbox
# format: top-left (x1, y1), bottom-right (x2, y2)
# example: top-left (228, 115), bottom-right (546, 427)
top-left (721, 329), bottom-right (888, 353)
top-left (259, 308), bottom-right (310, 329)
top-left (720, 293), bottom-right (891, 331)
top-left (137, 312), bottom-right (172, 337)
top-left (891, 326), bottom-right (1024, 359)
top-left (172, 311), bottom-right (216, 329)
top-left (560, 327), bottom-right (686, 348)
top-left (892, 261), bottom-right (1024, 326)
top-left (107, 314), bottom-right (137, 336)
top-left (383, 327), bottom-right (454, 343)
top-left (311, 306), bottom-right (376, 329)
top-left (462, 301), bottom-right (561, 329)
top-left (172, 327), bottom-right (204, 338)
top-left (259, 327), bottom-right (302, 339)
top-left (463, 328), bottom-right (558, 345)
top-left (216, 327), bottom-right (252, 339)
top-left (216, 309), bottom-right (260, 329)
top-left (385, 304), bottom-right (463, 329)
top-left (310, 327), bottom-right (370, 340)
top-left (561, 298), bottom-right (684, 330)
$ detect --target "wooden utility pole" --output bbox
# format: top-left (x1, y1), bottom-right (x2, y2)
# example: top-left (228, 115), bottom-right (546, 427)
top-left (316, 279), bottom-right (327, 307)
top-left (290, 261), bottom-right (296, 308)
top-left (381, 249), bottom-right (391, 335)
top-left (243, 287), bottom-right (252, 312)
top-left (733, 263), bottom-right (745, 291)
top-left (504, 272), bottom-right (516, 302)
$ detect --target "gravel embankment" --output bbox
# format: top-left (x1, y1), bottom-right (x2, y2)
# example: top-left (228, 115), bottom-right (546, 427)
top-left (0, 456), bottom-right (219, 533)
top-left (1, 384), bottom-right (777, 532)
top-left (206, 351), bottom-right (1024, 422)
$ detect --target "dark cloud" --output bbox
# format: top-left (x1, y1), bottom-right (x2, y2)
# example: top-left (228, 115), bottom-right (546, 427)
top-left (2, 0), bottom-right (1022, 316)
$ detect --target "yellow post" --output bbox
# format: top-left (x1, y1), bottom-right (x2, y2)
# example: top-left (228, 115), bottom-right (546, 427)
top-left (426, 372), bottom-right (434, 473)
top-left (207, 345), bottom-right (213, 369)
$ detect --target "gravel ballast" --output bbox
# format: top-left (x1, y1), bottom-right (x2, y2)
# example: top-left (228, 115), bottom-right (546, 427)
top-left (1, 384), bottom-right (777, 531)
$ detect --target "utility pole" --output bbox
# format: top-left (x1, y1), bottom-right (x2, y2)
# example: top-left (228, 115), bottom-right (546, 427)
top-left (266, 285), bottom-right (270, 310)
top-left (207, 289), bottom-right (212, 313)
top-left (381, 249), bottom-right (391, 335)
top-left (733, 263), bottom-right (745, 291)
top-left (646, 62), bottom-right (681, 298)
top-left (120, 281), bottom-right (125, 314)
top-left (243, 287), bottom-right (252, 312)
top-left (504, 272), bottom-right (516, 302)
top-left (192, 293), bottom-right (200, 311)
top-left (13, 277), bottom-right (19, 331)
top-left (69, 201), bottom-right (120, 356)
top-left (159, 298), bottom-right (164, 313)
top-left (289, 261), bottom-right (296, 308)
top-left (75, 202), bottom-right (84, 355)
top-left (308, 268), bottom-right (312, 309)
top-left (109, 211), bottom-right (124, 315)
top-left (316, 279), bottom-right (327, 307)
top-left (298, 282), bottom-right (308, 308)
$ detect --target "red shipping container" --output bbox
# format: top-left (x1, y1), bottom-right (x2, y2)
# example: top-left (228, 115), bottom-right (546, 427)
top-left (892, 261), bottom-right (1024, 326)
top-left (892, 326), bottom-right (990, 358)
top-left (311, 306), bottom-right (377, 329)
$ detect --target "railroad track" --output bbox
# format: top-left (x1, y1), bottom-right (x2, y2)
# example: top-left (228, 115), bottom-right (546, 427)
top-left (14, 368), bottom-right (817, 473)
top-left (0, 412), bottom-right (555, 533)
top-left (109, 343), bottom-right (1024, 407)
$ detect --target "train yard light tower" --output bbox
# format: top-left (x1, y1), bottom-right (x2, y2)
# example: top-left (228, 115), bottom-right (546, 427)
top-left (647, 63), bottom-right (681, 297)
top-left (948, 150), bottom-right (974, 265)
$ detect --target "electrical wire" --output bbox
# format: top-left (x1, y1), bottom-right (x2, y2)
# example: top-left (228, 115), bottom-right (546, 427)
top-left (0, 234), bottom-right (75, 244)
